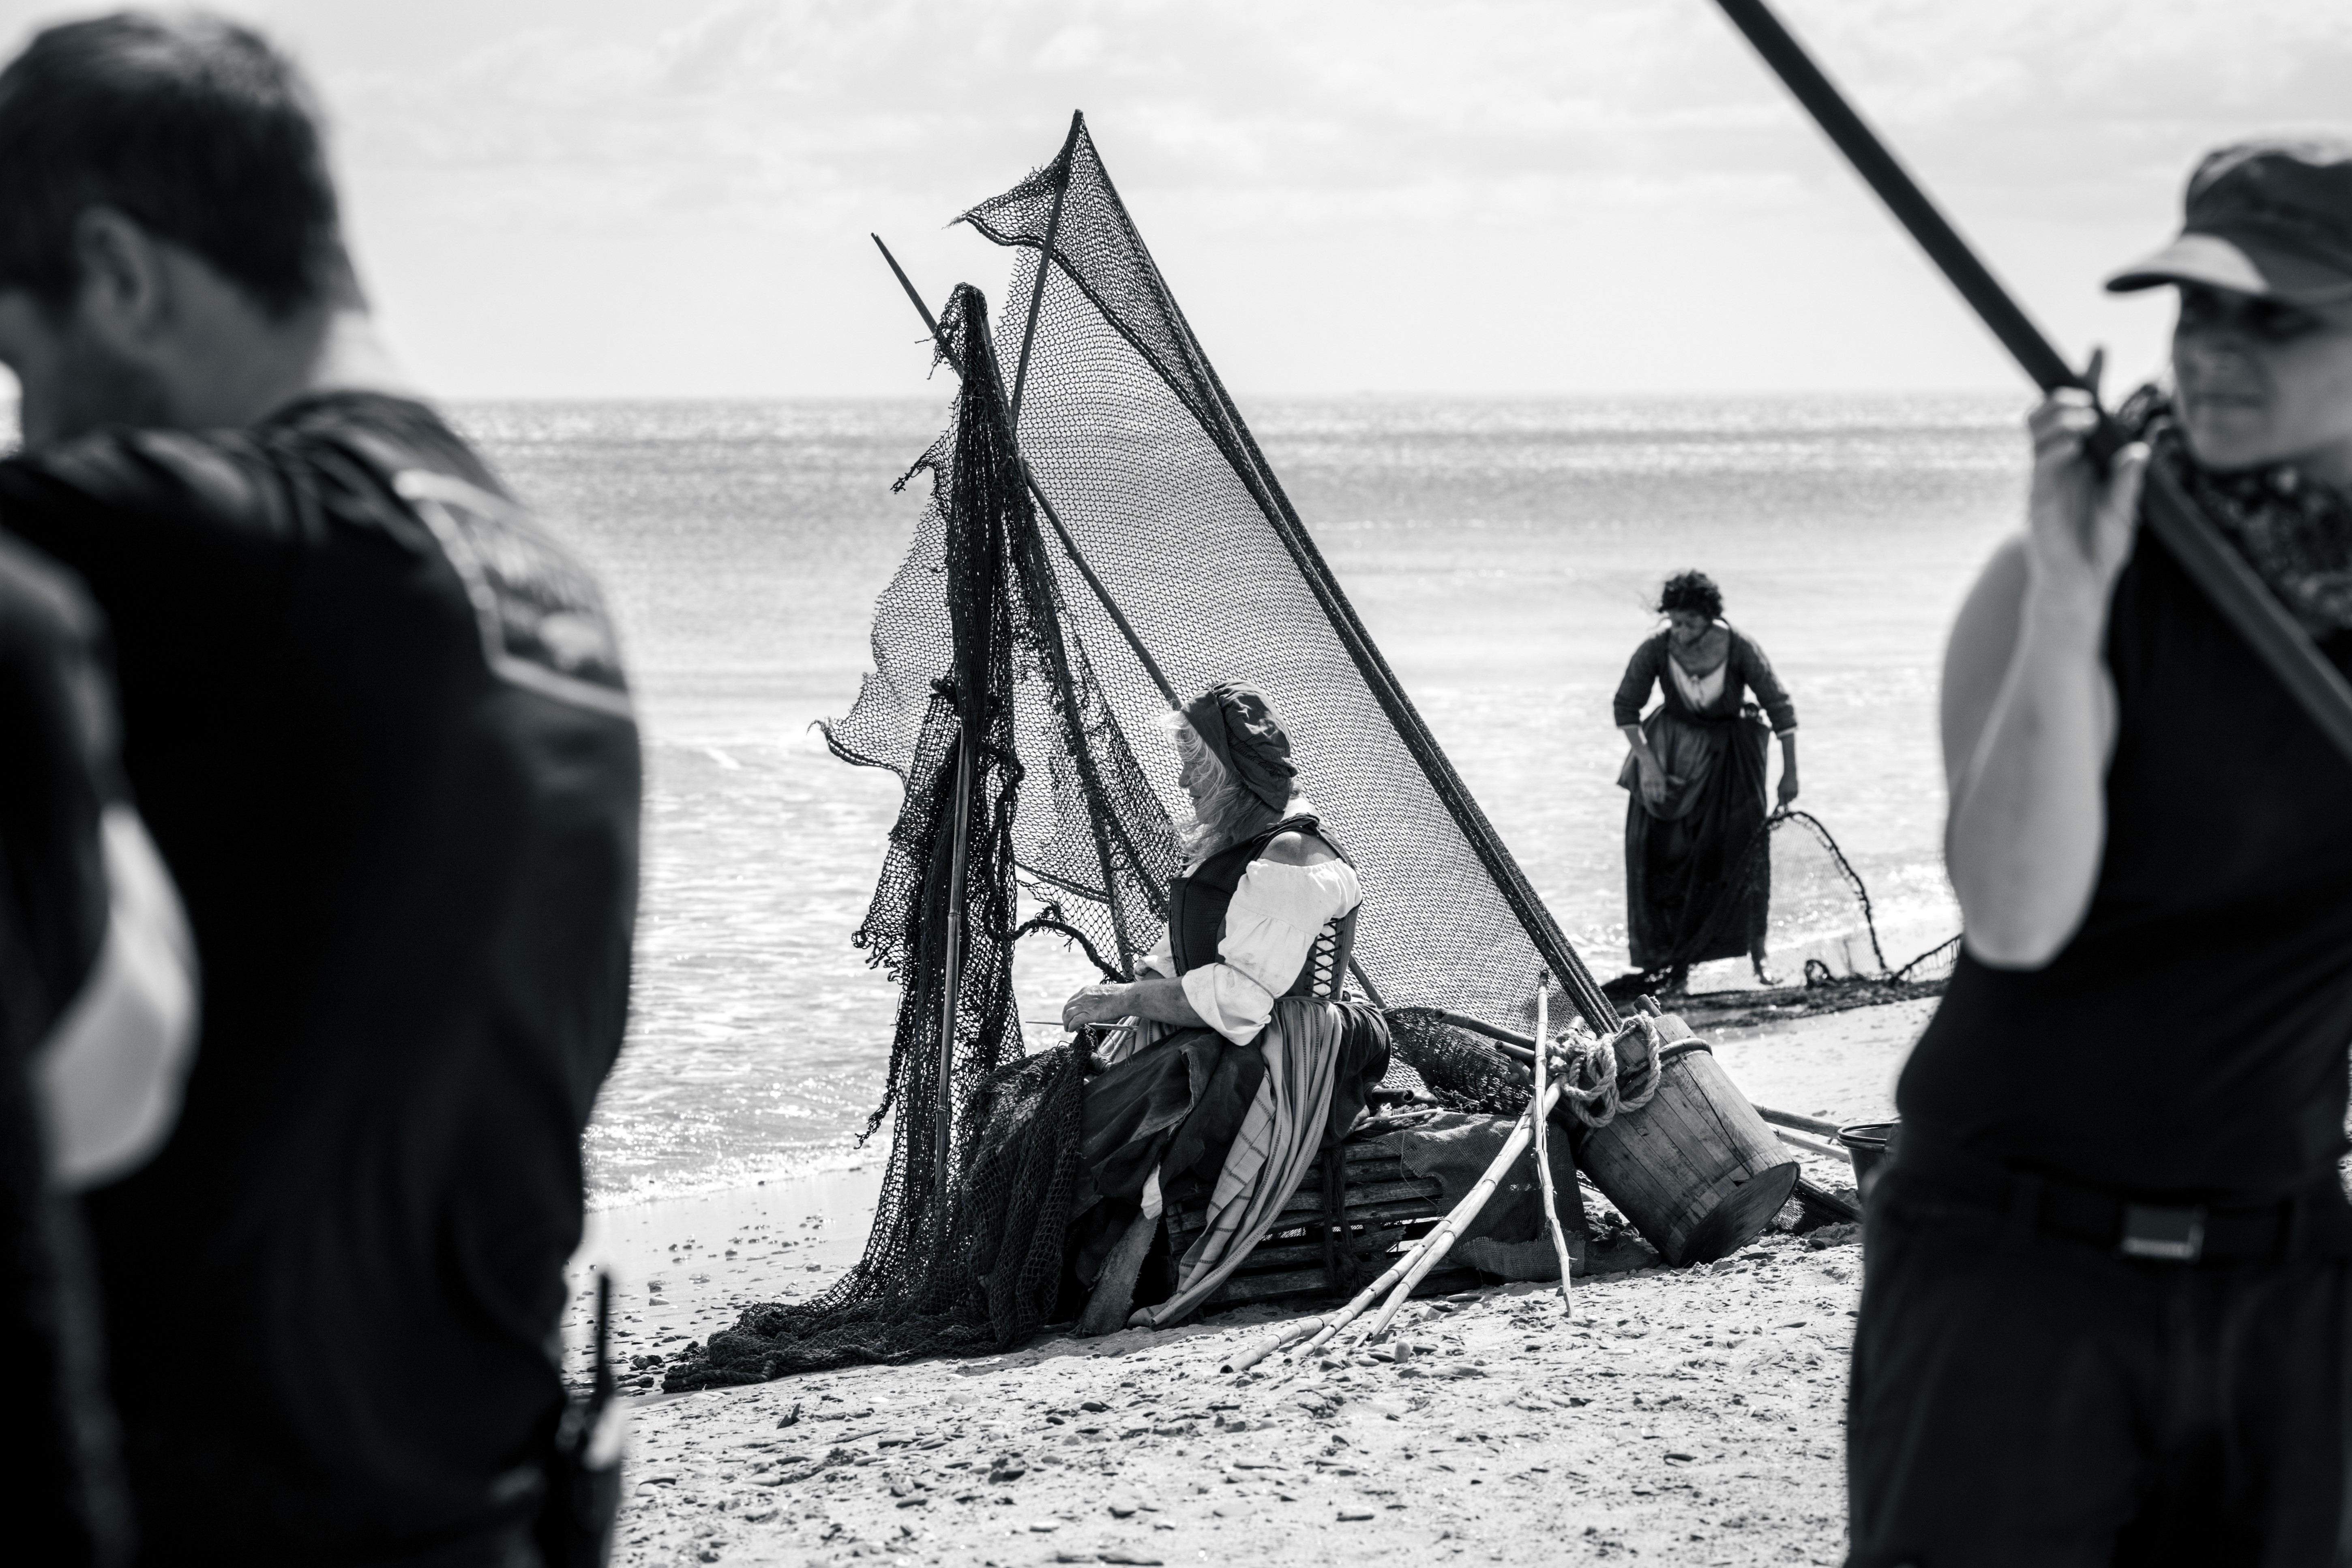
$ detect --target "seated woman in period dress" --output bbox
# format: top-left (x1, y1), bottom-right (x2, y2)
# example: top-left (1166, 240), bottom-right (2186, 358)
top-left (1057, 682), bottom-right (1390, 1334)
top-left (1614, 570), bottom-right (1799, 992)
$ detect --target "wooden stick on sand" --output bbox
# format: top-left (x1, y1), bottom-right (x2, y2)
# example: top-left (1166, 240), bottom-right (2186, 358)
top-left (1530, 972), bottom-right (1576, 1315)
top-left (1222, 1315), bottom-right (1323, 1375)
top-left (1237, 985), bottom-right (1597, 1374)
top-left (1277, 1077), bottom-right (1569, 1365)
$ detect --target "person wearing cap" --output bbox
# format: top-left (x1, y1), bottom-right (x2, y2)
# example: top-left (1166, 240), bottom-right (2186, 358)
top-left (1058, 683), bottom-right (1389, 1334)
top-left (1849, 139), bottom-right (2352, 1562)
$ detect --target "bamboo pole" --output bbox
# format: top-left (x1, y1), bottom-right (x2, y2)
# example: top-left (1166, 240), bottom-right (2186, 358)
top-left (1428, 1008), bottom-right (1537, 1053)
top-left (1356, 1202), bottom-right (1476, 1343)
top-left (1008, 112), bottom-right (1081, 426)
top-left (1530, 973), bottom-right (1576, 1315)
top-left (1284, 1078), bottom-right (1568, 1362)
top-left (1755, 1105), bottom-right (1842, 1137)
top-left (1773, 1127), bottom-right (1851, 1163)
top-left (1223, 1315), bottom-right (1323, 1375)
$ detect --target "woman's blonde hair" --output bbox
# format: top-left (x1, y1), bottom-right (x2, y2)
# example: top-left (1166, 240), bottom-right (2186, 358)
top-left (1160, 711), bottom-right (1280, 866)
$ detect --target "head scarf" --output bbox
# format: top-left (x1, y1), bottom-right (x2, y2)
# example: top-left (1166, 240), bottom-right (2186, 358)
top-left (1183, 682), bottom-right (1296, 815)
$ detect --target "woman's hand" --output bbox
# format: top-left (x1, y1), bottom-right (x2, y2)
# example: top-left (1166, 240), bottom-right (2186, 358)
top-left (1938, 381), bottom-right (2144, 970)
top-left (1638, 758), bottom-right (1680, 808)
top-left (1776, 769), bottom-right (1799, 809)
top-left (2025, 389), bottom-right (2148, 616)
top-left (1061, 983), bottom-right (1135, 1031)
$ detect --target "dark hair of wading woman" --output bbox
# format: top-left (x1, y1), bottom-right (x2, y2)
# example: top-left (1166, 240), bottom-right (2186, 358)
top-left (1847, 139), bottom-right (2352, 1564)
top-left (1612, 569), bottom-right (1798, 994)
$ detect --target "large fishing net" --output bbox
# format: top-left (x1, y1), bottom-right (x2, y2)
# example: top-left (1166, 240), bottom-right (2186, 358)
top-left (667, 114), bottom-right (1648, 1386)
top-left (668, 288), bottom-right (1139, 1383)
top-left (958, 113), bottom-right (1620, 1034)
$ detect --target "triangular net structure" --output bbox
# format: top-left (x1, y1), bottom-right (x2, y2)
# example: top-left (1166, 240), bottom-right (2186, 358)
top-left (960, 112), bottom-right (1618, 1032)
top-left (666, 114), bottom-right (1622, 1385)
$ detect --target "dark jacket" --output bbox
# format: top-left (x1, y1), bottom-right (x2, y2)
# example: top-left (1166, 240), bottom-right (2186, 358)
top-left (0, 393), bottom-right (641, 1564)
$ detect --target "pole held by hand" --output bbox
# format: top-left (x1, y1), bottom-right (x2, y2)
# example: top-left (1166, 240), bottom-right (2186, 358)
top-left (1707, 0), bottom-right (2352, 772)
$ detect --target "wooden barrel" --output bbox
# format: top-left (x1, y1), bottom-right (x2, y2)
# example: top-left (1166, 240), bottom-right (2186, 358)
top-left (1574, 1008), bottom-right (1798, 1266)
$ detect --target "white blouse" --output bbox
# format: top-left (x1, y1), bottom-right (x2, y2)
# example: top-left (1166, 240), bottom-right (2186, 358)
top-left (1668, 657), bottom-right (1726, 709)
top-left (1140, 856), bottom-right (1363, 1047)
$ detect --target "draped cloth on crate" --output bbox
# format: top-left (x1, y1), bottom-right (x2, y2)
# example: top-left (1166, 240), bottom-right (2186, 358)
top-left (1613, 628), bottom-right (1792, 970)
top-left (1389, 1111), bottom-right (1586, 1281)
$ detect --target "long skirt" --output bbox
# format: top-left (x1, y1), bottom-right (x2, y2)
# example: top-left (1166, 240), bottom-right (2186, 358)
top-left (1064, 997), bottom-right (1389, 1324)
top-left (1623, 708), bottom-right (1771, 970)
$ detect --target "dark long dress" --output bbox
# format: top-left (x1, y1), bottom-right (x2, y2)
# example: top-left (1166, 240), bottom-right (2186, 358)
top-left (1064, 817), bottom-right (1389, 1315)
top-left (1612, 627), bottom-right (1797, 972)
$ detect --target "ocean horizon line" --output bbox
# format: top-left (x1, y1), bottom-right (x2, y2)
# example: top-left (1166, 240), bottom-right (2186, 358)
top-left (436, 385), bottom-right (2035, 407)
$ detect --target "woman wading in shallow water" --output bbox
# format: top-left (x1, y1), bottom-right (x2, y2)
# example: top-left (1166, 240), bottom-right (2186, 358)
top-left (1614, 571), bottom-right (1799, 992)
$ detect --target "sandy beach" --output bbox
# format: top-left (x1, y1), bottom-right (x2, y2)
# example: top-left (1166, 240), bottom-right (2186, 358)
top-left (564, 997), bottom-right (1930, 1566)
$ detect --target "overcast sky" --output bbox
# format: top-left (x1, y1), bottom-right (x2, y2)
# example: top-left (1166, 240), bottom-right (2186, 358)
top-left (6, 0), bottom-right (2346, 397)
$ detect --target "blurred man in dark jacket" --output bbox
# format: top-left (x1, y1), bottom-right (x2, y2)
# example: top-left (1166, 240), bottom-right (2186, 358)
top-left (0, 14), bottom-right (641, 1564)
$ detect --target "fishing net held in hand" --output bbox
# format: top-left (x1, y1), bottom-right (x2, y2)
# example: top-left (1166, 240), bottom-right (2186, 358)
top-left (1607, 796), bottom-right (1960, 1003)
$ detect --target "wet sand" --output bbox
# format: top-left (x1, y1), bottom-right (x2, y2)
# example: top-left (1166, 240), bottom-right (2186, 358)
top-left (567, 997), bottom-right (1931, 1565)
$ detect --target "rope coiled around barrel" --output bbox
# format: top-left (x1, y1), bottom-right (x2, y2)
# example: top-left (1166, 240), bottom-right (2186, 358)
top-left (1387, 1007), bottom-right (1683, 1128)
top-left (1547, 1014), bottom-right (1671, 1130)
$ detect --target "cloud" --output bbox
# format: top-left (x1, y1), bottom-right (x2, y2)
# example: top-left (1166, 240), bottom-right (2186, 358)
top-left (0, 0), bottom-right (2324, 393)
top-left (301, 0), bottom-right (2352, 214)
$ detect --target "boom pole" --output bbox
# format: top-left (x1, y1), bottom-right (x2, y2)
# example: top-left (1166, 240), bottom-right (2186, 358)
top-left (1708, 0), bottom-right (2352, 771)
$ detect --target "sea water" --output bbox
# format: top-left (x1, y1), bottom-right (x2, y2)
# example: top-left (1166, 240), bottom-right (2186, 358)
top-left (452, 393), bottom-right (2030, 1207)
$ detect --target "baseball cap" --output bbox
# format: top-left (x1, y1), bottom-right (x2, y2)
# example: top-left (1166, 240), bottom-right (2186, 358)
top-left (2107, 137), bottom-right (2352, 305)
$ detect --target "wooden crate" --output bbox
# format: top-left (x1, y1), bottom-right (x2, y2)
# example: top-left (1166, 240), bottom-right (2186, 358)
top-left (1162, 1133), bottom-right (1475, 1310)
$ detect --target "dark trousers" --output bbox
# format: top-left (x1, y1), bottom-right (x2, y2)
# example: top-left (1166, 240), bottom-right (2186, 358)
top-left (1847, 1169), bottom-right (2352, 1567)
